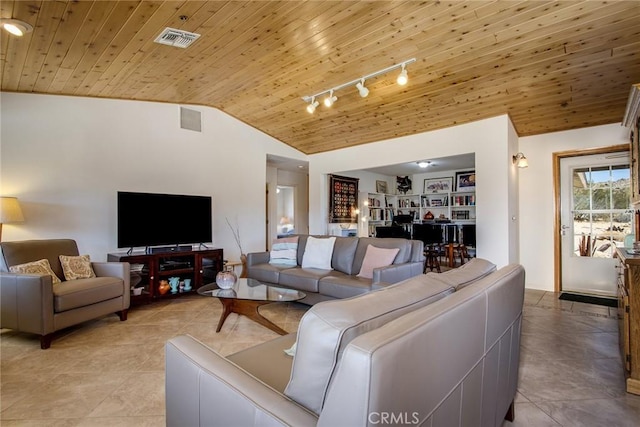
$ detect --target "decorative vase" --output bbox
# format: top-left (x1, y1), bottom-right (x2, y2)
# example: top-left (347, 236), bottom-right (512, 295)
top-left (183, 278), bottom-right (192, 292)
top-left (158, 280), bottom-right (170, 295)
top-left (216, 266), bottom-right (237, 290)
top-left (169, 277), bottom-right (180, 294)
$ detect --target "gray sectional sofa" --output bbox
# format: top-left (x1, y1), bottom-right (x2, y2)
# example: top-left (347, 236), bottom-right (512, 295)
top-left (246, 235), bottom-right (425, 304)
top-left (165, 258), bottom-right (526, 426)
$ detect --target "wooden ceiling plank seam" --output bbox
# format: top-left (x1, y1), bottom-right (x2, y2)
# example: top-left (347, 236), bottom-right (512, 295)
top-left (78, 1), bottom-right (167, 96)
top-left (16, 0), bottom-right (67, 92)
top-left (493, 0), bottom-right (631, 43)
top-left (61, 1), bottom-right (145, 94)
top-left (33, 0), bottom-right (96, 93)
top-left (121, 0), bottom-right (273, 98)
top-left (47, 1), bottom-right (119, 93)
top-left (145, 1), bottom-right (334, 102)
top-left (90, 0), bottom-right (196, 96)
top-left (1, 0), bottom-right (42, 91)
top-left (208, 1), bottom-right (604, 104)
top-left (97, 0), bottom-right (214, 97)
top-left (564, 15), bottom-right (640, 54)
top-left (0, 0), bottom-right (16, 79)
top-left (161, 1), bottom-right (464, 102)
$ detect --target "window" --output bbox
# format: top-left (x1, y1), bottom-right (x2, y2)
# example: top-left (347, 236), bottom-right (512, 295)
top-left (572, 165), bottom-right (631, 258)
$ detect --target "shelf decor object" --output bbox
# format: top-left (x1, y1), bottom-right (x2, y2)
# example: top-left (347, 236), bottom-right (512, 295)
top-left (455, 171), bottom-right (476, 192)
top-left (216, 266), bottom-right (237, 290)
top-left (329, 174), bottom-right (359, 223)
top-left (423, 177), bottom-right (453, 194)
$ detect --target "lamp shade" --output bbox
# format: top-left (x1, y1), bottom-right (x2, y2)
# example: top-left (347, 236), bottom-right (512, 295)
top-left (0, 197), bottom-right (25, 223)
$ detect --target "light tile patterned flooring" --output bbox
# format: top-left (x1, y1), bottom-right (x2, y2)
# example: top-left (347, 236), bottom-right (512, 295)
top-left (1, 289), bottom-right (640, 426)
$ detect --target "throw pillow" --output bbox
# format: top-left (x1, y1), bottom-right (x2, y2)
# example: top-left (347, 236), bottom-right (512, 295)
top-left (269, 236), bottom-right (299, 266)
top-left (301, 236), bottom-right (336, 270)
top-left (356, 245), bottom-right (400, 279)
top-left (59, 254), bottom-right (96, 281)
top-left (9, 259), bottom-right (62, 284)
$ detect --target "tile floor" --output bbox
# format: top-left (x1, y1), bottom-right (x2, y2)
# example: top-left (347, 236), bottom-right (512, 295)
top-left (1, 289), bottom-right (640, 426)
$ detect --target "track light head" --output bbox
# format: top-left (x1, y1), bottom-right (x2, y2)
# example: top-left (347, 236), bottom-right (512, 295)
top-left (397, 64), bottom-right (408, 86)
top-left (324, 90), bottom-right (337, 107)
top-left (306, 97), bottom-right (319, 114)
top-left (356, 79), bottom-right (369, 98)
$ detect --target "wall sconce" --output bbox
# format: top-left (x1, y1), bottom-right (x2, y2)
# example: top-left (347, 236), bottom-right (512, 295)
top-left (513, 152), bottom-right (529, 168)
top-left (0, 196), bottom-right (25, 241)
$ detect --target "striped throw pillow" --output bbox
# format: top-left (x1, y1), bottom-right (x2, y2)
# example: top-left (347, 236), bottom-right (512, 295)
top-left (269, 236), bottom-right (299, 266)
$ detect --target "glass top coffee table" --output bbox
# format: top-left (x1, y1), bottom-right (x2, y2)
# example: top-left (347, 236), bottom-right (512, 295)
top-left (198, 278), bottom-right (305, 335)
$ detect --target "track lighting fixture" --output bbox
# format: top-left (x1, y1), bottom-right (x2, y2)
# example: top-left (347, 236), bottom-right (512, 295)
top-left (306, 97), bottom-right (319, 114)
top-left (356, 79), bottom-right (369, 98)
top-left (0, 19), bottom-right (33, 36)
top-left (397, 64), bottom-right (408, 86)
top-left (324, 90), bottom-right (337, 107)
top-left (302, 58), bottom-right (415, 113)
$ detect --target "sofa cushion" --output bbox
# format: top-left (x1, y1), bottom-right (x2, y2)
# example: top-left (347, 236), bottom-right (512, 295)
top-left (269, 236), bottom-right (299, 266)
top-left (278, 267), bottom-right (330, 293)
top-left (0, 239), bottom-right (79, 280)
top-left (427, 258), bottom-right (497, 290)
top-left (356, 245), bottom-right (400, 279)
top-left (284, 275), bottom-right (455, 414)
top-left (301, 236), bottom-right (336, 270)
top-left (352, 238), bottom-right (411, 275)
top-left (59, 254), bottom-right (96, 280)
top-left (54, 276), bottom-right (124, 312)
top-left (247, 262), bottom-right (290, 285)
top-left (9, 258), bottom-right (62, 284)
top-left (318, 274), bottom-right (374, 299)
top-left (330, 237), bottom-right (359, 274)
top-left (227, 333), bottom-right (297, 393)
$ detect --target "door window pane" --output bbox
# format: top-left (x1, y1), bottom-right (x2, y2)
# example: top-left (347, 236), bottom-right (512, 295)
top-left (571, 164), bottom-right (631, 258)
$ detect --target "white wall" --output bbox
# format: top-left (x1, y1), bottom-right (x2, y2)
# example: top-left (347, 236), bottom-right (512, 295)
top-left (309, 115), bottom-right (518, 268)
top-left (0, 93), bottom-right (306, 261)
top-left (519, 123), bottom-right (631, 290)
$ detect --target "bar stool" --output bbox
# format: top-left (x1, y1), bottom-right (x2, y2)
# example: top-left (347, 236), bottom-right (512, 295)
top-left (423, 244), bottom-right (441, 273)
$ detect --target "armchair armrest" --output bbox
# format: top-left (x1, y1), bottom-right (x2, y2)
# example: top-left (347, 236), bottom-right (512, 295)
top-left (0, 272), bottom-right (54, 335)
top-left (166, 335), bottom-right (317, 427)
top-left (246, 252), bottom-right (270, 266)
top-left (92, 262), bottom-right (130, 309)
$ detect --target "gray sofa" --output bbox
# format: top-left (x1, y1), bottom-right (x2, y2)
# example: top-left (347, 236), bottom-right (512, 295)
top-left (166, 258), bottom-right (526, 426)
top-left (0, 239), bottom-right (130, 349)
top-left (246, 235), bottom-right (425, 304)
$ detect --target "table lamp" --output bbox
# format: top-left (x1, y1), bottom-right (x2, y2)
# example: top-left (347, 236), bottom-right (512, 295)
top-left (0, 197), bottom-right (25, 241)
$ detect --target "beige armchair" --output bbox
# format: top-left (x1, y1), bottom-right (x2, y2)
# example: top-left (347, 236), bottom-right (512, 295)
top-left (0, 239), bottom-right (130, 349)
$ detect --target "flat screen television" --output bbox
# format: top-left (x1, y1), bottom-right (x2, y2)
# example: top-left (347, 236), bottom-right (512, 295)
top-left (117, 191), bottom-right (212, 249)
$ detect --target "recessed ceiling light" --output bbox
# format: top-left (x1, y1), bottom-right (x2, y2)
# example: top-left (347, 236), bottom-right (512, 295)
top-left (417, 161), bottom-right (431, 168)
top-left (0, 19), bottom-right (33, 37)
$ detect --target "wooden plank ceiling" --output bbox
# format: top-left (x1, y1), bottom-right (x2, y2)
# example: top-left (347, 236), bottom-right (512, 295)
top-left (1, 1), bottom-right (639, 154)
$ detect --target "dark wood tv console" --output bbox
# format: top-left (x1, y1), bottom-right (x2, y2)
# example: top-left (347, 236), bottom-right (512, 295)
top-left (108, 248), bottom-right (223, 305)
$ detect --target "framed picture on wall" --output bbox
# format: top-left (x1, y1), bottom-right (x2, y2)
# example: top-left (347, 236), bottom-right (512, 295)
top-left (423, 177), bottom-right (453, 194)
top-left (455, 170), bottom-right (476, 192)
top-left (376, 180), bottom-right (388, 194)
top-left (329, 174), bottom-right (359, 223)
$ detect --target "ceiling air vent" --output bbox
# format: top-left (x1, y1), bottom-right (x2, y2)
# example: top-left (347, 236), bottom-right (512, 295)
top-left (154, 27), bottom-right (200, 48)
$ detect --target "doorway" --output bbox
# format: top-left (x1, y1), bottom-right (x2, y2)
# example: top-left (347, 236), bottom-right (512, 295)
top-left (555, 146), bottom-right (631, 297)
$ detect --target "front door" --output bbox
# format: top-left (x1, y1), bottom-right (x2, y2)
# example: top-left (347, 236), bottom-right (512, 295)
top-left (559, 152), bottom-right (631, 297)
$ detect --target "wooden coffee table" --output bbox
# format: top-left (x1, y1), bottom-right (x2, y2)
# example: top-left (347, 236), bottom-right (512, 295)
top-left (198, 278), bottom-right (305, 335)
